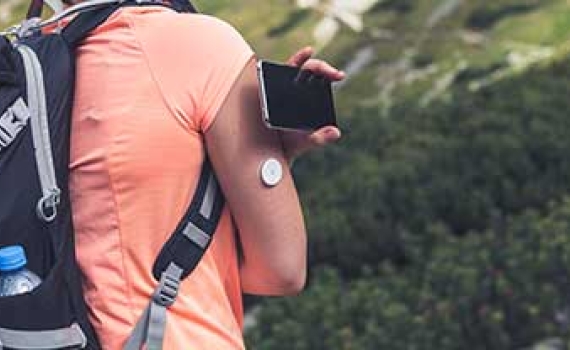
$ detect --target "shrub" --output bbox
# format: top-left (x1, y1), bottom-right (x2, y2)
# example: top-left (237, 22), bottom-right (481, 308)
top-left (466, 3), bottom-right (539, 30)
top-left (246, 199), bottom-right (570, 349)
top-left (293, 59), bottom-right (570, 276)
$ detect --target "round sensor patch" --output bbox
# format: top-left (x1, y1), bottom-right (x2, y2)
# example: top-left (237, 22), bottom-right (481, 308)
top-left (260, 158), bottom-right (283, 187)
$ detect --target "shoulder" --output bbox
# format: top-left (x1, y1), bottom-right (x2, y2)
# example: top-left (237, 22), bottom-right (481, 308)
top-left (125, 8), bottom-right (253, 62)
top-left (184, 15), bottom-right (249, 50)
top-left (121, 7), bottom-right (255, 130)
top-left (185, 14), bottom-right (243, 37)
top-left (129, 8), bottom-right (247, 46)
top-left (178, 14), bottom-right (250, 53)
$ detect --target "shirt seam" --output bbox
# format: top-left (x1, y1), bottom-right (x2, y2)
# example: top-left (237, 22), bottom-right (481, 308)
top-left (124, 10), bottom-right (199, 135)
top-left (103, 149), bottom-right (138, 326)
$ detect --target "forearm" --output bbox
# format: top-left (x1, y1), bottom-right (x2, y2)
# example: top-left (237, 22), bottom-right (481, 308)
top-left (234, 170), bottom-right (307, 295)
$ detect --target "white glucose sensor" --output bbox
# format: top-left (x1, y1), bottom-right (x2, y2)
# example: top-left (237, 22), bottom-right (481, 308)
top-left (260, 158), bottom-right (283, 187)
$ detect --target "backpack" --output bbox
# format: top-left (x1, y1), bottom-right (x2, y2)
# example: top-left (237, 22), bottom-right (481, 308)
top-left (0, 1), bottom-right (224, 349)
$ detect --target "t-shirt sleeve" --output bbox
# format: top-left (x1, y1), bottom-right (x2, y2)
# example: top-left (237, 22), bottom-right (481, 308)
top-left (193, 17), bottom-right (255, 132)
top-left (131, 13), bottom-right (254, 134)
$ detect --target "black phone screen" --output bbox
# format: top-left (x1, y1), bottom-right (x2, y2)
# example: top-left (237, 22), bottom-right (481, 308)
top-left (258, 60), bottom-right (337, 131)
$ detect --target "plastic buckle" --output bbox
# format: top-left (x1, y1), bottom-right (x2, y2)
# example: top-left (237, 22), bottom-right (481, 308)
top-left (36, 188), bottom-right (61, 222)
top-left (16, 18), bottom-right (42, 39)
top-left (152, 271), bottom-right (180, 307)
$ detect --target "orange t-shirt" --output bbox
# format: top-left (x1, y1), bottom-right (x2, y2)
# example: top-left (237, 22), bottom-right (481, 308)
top-left (69, 6), bottom-right (254, 349)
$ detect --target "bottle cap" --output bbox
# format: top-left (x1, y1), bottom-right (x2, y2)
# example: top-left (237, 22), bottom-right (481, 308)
top-left (0, 245), bottom-right (27, 272)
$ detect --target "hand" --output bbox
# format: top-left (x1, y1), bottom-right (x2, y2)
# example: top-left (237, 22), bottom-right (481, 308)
top-left (280, 47), bottom-right (345, 162)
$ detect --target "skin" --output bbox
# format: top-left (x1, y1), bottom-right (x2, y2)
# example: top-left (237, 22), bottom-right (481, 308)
top-left (206, 47), bottom-right (344, 295)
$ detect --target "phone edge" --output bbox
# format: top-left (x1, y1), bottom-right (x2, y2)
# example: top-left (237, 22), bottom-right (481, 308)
top-left (256, 60), bottom-right (274, 129)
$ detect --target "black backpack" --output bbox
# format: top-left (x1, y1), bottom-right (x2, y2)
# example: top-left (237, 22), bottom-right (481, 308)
top-left (0, 1), bottom-right (224, 349)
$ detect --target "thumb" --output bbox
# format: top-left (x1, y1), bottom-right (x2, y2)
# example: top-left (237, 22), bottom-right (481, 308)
top-left (309, 126), bottom-right (342, 146)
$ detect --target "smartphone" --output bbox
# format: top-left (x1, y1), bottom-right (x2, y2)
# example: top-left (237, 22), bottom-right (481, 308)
top-left (257, 60), bottom-right (337, 131)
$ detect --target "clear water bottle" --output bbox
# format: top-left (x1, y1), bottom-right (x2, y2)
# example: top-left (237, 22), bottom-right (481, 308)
top-left (0, 245), bottom-right (42, 297)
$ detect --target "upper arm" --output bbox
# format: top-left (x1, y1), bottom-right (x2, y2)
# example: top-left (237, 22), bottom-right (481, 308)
top-left (204, 59), bottom-right (307, 295)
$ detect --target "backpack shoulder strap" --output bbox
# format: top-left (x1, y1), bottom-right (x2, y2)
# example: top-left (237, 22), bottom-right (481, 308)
top-left (170, 0), bottom-right (197, 13)
top-left (124, 159), bottom-right (225, 350)
top-left (61, 0), bottom-right (198, 47)
top-left (60, 2), bottom-right (124, 46)
top-left (152, 158), bottom-right (225, 282)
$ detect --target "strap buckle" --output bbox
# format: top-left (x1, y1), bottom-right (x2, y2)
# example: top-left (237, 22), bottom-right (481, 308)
top-left (152, 266), bottom-right (181, 307)
top-left (36, 188), bottom-right (61, 222)
top-left (17, 18), bottom-right (42, 39)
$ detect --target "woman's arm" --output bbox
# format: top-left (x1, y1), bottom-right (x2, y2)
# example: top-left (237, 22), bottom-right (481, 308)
top-left (205, 58), bottom-right (306, 295)
top-left (205, 50), bottom-right (344, 296)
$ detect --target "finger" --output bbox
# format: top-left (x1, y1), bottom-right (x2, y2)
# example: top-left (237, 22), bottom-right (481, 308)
top-left (287, 46), bottom-right (314, 67)
top-left (302, 59), bottom-right (345, 81)
top-left (308, 126), bottom-right (342, 146)
top-left (303, 60), bottom-right (345, 81)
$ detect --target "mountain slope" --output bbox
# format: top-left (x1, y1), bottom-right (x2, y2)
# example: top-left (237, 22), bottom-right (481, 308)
top-left (3, 0), bottom-right (570, 119)
top-left (194, 0), bottom-right (570, 118)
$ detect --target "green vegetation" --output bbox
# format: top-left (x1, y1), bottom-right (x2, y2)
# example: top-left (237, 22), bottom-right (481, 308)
top-left (247, 56), bottom-right (570, 349)
top-left (248, 198), bottom-right (570, 349)
top-left (225, 1), bottom-right (570, 348)
top-left (466, 2), bottom-right (540, 30)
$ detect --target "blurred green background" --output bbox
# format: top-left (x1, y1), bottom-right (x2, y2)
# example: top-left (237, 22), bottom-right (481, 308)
top-left (4, 0), bottom-right (570, 348)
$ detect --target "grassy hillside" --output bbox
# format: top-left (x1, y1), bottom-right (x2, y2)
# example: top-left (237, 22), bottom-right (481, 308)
top-left (193, 0), bottom-right (570, 119)
top-left (4, 0), bottom-right (570, 119)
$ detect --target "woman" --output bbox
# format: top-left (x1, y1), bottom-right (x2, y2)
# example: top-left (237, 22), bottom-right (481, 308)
top-left (66, 1), bottom-right (344, 348)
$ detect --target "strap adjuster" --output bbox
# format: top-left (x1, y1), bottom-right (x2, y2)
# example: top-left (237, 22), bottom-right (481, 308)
top-left (36, 188), bottom-right (61, 222)
top-left (125, 263), bottom-right (181, 350)
top-left (152, 264), bottom-right (182, 307)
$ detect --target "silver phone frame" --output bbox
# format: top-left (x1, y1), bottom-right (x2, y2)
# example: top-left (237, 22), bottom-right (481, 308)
top-left (256, 60), bottom-right (273, 129)
top-left (256, 60), bottom-right (310, 132)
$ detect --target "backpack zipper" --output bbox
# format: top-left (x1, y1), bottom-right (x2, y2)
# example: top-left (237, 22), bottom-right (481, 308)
top-left (17, 44), bottom-right (61, 223)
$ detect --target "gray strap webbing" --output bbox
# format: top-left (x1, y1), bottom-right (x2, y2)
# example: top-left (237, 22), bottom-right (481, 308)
top-left (0, 323), bottom-right (86, 349)
top-left (181, 221), bottom-right (210, 249)
top-left (199, 172), bottom-right (217, 219)
top-left (123, 263), bottom-right (183, 350)
top-left (17, 44), bottom-right (61, 223)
